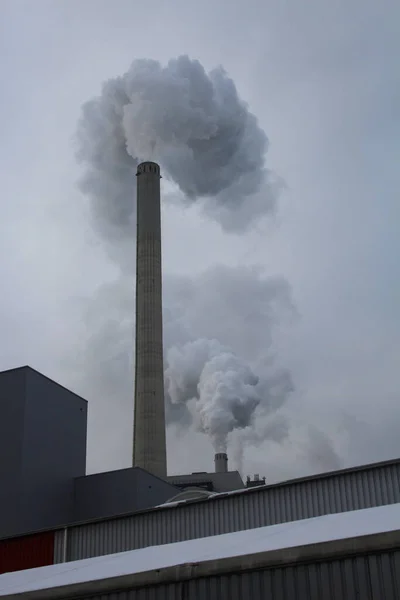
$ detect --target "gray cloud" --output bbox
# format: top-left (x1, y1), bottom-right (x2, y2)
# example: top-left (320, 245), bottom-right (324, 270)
top-left (299, 424), bottom-right (342, 473)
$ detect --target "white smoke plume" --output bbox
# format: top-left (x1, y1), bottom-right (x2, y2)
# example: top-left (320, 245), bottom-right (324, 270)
top-left (162, 267), bottom-right (295, 447)
top-left (74, 56), bottom-right (341, 472)
top-left (230, 414), bottom-right (290, 474)
top-left (166, 339), bottom-right (268, 452)
top-left (76, 54), bottom-right (276, 257)
top-left (70, 266), bottom-right (295, 466)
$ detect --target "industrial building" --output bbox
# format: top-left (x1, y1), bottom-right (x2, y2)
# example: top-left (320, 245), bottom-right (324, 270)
top-left (0, 364), bottom-right (244, 543)
top-left (1, 160), bottom-right (400, 597)
top-left (1, 504), bottom-right (399, 599)
top-left (0, 365), bottom-right (177, 540)
top-left (1, 451), bottom-right (400, 574)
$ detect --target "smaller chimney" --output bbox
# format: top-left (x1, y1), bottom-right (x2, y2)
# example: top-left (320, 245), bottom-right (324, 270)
top-left (214, 452), bottom-right (228, 473)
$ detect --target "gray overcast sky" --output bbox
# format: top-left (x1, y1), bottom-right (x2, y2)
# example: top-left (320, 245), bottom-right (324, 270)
top-left (1, 0), bottom-right (399, 481)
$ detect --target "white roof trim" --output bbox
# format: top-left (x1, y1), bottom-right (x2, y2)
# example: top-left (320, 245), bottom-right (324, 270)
top-left (0, 503), bottom-right (399, 598)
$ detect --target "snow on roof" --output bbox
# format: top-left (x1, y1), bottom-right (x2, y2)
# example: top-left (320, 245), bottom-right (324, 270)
top-left (0, 503), bottom-right (399, 598)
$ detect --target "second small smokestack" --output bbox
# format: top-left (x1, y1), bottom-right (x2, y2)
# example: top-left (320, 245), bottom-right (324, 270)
top-left (214, 452), bottom-right (228, 473)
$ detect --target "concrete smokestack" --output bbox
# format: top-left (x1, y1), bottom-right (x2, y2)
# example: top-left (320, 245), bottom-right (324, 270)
top-left (214, 452), bottom-right (228, 473)
top-left (133, 161), bottom-right (167, 478)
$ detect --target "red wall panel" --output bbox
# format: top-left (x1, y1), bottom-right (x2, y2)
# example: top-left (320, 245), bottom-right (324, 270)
top-left (0, 531), bottom-right (54, 574)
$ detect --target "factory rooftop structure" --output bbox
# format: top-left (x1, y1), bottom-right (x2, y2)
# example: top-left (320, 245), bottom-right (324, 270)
top-left (1, 503), bottom-right (400, 599)
top-left (1, 449), bottom-right (400, 574)
top-left (168, 470), bottom-right (245, 495)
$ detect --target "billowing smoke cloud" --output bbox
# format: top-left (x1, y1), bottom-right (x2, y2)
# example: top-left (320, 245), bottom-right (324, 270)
top-left (230, 414), bottom-right (290, 475)
top-left (74, 56), bottom-right (339, 473)
top-left (165, 338), bottom-right (278, 452)
top-left (162, 266), bottom-right (295, 448)
top-left (68, 264), bottom-right (296, 468)
top-left (76, 54), bottom-right (277, 253)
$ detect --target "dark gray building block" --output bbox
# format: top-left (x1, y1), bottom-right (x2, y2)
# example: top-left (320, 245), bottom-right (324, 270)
top-left (0, 367), bottom-right (87, 539)
top-left (73, 467), bottom-right (178, 523)
top-left (0, 369), bottom-right (25, 537)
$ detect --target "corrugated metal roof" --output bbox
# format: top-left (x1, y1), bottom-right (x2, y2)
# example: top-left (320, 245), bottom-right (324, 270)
top-left (53, 457), bottom-right (400, 563)
top-left (1, 504), bottom-right (400, 598)
top-left (65, 455), bottom-right (400, 526)
top-left (2, 456), bottom-right (400, 541)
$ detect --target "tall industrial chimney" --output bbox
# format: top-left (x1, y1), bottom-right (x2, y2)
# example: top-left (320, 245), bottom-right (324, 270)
top-left (133, 161), bottom-right (167, 478)
top-left (214, 452), bottom-right (228, 473)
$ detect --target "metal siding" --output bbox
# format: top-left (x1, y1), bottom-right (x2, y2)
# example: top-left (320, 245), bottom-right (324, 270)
top-left (316, 477), bottom-right (326, 515)
top-left (53, 530), bottom-right (64, 563)
top-left (53, 461), bottom-right (400, 563)
top-left (307, 563), bottom-right (321, 598)
top-left (0, 531), bottom-right (54, 574)
top-left (392, 552), bottom-right (400, 595)
top-left (77, 551), bottom-right (400, 599)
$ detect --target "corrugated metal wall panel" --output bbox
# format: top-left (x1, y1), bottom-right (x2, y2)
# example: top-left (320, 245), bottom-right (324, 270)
top-left (53, 529), bottom-right (64, 564)
top-left (71, 550), bottom-right (400, 599)
top-left (53, 461), bottom-right (400, 563)
top-left (0, 531), bottom-right (54, 574)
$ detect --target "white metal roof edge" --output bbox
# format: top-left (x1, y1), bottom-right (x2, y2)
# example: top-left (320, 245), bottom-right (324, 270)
top-left (1, 503), bottom-right (400, 599)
